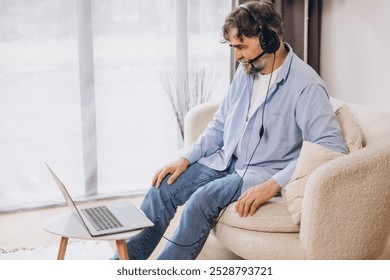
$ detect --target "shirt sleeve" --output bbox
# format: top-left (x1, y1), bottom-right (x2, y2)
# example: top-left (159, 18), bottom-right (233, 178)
top-left (272, 83), bottom-right (347, 188)
top-left (296, 84), bottom-right (348, 154)
top-left (271, 158), bottom-right (298, 188)
top-left (179, 87), bottom-right (230, 165)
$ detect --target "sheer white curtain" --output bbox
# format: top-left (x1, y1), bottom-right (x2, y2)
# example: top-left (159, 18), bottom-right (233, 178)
top-left (0, 0), bottom-right (231, 212)
top-left (0, 0), bottom-right (84, 211)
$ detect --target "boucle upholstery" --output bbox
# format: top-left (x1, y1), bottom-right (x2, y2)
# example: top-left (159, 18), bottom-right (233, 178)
top-left (184, 97), bottom-right (390, 259)
top-left (282, 141), bottom-right (345, 225)
top-left (218, 197), bottom-right (300, 233)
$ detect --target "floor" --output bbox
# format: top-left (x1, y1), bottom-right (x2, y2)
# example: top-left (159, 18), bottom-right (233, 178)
top-left (0, 195), bottom-right (241, 260)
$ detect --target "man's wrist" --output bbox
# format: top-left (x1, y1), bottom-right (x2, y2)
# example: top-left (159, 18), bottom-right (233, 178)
top-left (269, 178), bottom-right (281, 192)
top-left (180, 157), bottom-right (190, 166)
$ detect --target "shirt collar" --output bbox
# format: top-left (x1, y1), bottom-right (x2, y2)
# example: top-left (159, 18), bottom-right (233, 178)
top-left (274, 42), bottom-right (294, 85)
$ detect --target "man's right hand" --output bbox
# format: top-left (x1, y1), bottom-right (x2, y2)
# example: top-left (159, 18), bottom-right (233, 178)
top-left (151, 157), bottom-right (190, 188)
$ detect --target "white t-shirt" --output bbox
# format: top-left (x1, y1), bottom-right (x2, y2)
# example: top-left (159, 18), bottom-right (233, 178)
top-left (235, 67), bottom-right (281, 158)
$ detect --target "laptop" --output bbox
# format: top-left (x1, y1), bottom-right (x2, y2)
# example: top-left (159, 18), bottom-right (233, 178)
top-left (45, 163), bottom-right (154, 237)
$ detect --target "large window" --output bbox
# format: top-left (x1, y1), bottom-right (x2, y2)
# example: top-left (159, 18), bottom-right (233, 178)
top-left (0, 0), bottom-right (231, 212)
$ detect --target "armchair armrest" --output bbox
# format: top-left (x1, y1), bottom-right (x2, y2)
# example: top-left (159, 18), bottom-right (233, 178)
top-left (300, 140), bottom-right (390, 259)
top-left (183, 102), bottom-right (219, 147)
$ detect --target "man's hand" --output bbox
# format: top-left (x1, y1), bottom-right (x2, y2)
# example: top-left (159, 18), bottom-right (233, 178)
top-left (151, 157), bottom-right (190, 188)
top-left (235, 178), bottom-right (281, 217)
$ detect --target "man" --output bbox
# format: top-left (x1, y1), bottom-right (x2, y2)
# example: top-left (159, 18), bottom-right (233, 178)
top-left (112, 1), bottom-right (347, 260)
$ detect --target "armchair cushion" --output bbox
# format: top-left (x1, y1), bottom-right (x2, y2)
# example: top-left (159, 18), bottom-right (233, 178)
top-left (218, 197), bottom-right (300, 233)
top-left (335, 105), bottom-right (363, 152)
top-left (282, 141), bottom-right (344, 225)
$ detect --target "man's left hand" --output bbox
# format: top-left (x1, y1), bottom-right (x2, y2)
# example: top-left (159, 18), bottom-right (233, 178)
top-left (235, 178), bottom-right (281, 217)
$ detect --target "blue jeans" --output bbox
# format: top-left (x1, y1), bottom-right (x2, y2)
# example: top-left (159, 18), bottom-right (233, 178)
top-left (111, 161), bottom-right (241, 260)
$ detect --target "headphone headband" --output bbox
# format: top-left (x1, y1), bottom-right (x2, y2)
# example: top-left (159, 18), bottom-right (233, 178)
top-left (239, 3), bottom-right (280, 54)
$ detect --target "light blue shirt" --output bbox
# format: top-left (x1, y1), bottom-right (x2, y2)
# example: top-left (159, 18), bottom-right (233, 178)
top-left (181, 44), bottom-right (347, 193)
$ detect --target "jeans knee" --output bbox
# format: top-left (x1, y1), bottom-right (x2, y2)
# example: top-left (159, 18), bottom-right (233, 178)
top-left (146, 177), bottom-right (171, 200)
top-left (142, 177), bottom-right (184, 214)
top-left (185, 191), bottom-right (213, 219)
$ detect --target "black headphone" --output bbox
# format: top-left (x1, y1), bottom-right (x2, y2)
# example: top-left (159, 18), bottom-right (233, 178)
top-left (239, 3), bottom-right (280, 54)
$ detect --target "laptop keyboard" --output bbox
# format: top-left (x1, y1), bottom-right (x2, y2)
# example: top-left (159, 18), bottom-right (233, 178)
top-left (81, 206), bottom-right (124, 231)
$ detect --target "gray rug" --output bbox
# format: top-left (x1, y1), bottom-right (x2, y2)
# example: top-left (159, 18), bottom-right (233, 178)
top-left (0, 240), bottom-right (115, 260)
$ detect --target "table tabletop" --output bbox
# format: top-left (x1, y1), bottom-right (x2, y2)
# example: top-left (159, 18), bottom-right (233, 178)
top-left (42, 211), bottom-right (142, 241)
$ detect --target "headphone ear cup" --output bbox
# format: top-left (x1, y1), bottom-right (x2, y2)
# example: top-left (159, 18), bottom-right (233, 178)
top-left (258, 31), bottom-right (266, 51)
top-left (259, 28), bottom-right (280, 54)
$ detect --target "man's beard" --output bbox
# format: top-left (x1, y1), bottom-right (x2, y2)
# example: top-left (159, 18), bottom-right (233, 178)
top-left (240, 57), bottom-right (267, 75)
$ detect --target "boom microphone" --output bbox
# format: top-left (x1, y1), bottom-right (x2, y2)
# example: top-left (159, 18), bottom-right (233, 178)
top-left (247, 50), bottom-right (267, 64)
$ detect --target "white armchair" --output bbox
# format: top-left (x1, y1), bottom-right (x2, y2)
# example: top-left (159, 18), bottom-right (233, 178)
top-left (184, 98), bottom-right (390, 259)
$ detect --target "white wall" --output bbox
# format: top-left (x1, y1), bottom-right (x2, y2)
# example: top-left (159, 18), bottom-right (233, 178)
top-left (321, 0), bottom-right (390, 113)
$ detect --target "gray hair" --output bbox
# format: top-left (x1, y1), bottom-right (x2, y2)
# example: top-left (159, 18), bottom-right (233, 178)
top-left (221, 1), bottom-right (284, 43)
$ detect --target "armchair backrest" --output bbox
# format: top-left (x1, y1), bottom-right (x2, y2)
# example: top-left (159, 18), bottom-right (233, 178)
top-left (330, 98), bottom-right (390, 147)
